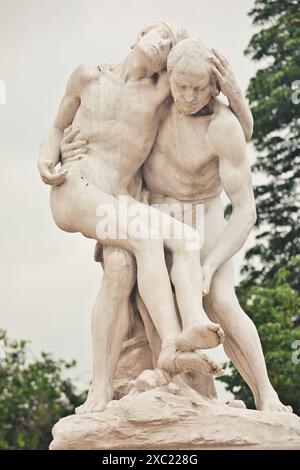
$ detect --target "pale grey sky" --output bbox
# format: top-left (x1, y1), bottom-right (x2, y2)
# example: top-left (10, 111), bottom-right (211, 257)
top-left (0, 0), bottom-right (256, 398)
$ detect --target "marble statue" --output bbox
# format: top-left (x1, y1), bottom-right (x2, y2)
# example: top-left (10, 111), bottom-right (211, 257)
top-left (38, 22), bottom-right (300, 450)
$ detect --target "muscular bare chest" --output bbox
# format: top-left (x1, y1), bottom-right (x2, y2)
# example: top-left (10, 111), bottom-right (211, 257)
top-left (159, 106), bottom-right (215, 173)
top-left (144, 105), bottom-right (222, 201)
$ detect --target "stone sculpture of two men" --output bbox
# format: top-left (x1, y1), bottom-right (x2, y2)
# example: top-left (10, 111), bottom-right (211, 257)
top-left (38, 21), bottom-right (292, 415)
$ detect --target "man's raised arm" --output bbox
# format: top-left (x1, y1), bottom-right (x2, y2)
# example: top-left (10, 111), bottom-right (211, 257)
top-left (37, 65), bottom-right (84, 185)
top-left (202, 112), bottom-right (256, 294)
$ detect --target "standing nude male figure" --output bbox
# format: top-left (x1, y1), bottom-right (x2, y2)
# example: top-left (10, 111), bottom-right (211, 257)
top-left (142, 38), bottom-right (291, 413)
top-left (62, 37), bottom-right (292, 414)
top-left (38, 22), bottom-right (227, 413)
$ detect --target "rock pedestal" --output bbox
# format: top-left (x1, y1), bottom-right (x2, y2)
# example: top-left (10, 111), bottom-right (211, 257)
top-left (50, 370), bottom-right (300, 450)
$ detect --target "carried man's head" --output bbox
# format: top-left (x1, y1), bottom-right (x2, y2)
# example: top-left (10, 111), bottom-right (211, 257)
top-left (167, 38), bottom-right (219, 114)
top-left (132, 21), bottom-right (188, 72)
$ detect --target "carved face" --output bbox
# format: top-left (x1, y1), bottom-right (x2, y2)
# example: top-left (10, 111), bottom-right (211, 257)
top-left (136, 26), bottom-right (172, 71)
top-left (170, 64), bottom-right (216, 115)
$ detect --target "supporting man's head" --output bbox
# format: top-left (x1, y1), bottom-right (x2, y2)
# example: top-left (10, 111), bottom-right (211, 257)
top-left (167, 38), bottom-right (219, 114)
top-left (133, 21), bottom-right (188, 73)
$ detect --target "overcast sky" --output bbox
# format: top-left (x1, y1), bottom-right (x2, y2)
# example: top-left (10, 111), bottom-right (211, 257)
top-left (0, 0), bottom-right (256, 398)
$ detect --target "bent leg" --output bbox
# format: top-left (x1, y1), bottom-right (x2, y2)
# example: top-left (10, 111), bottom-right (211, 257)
top-left (76, 247), bottom-right (136, 414)
top-left (200, 197), bottom-right (292, 412)
top-left (51, 178), bottom-right (189, 372)
top-left (171, 250), bottom-right (224, 349)
top-left (205, 263), bottom-right (292, 412)
top-left (52, 175), bottom-right (223, 373)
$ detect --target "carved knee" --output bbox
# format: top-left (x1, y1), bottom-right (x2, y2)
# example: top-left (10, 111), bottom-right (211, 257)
top-left (173, 225), bottom-right (201, 253)
top-left (209, 287), bottom-right (243, 332)
top-left (103, 247), bottom-right (136, 294)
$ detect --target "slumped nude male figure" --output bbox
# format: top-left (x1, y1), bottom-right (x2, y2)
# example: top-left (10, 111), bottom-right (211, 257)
top-left (60, 37), bottom-right (292, 414)
top-left (38, 23), bottom-right (229, 413)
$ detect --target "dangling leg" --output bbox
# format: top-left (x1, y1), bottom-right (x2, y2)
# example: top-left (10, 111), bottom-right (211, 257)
top-left (51, 180), bottom-right (223, 377)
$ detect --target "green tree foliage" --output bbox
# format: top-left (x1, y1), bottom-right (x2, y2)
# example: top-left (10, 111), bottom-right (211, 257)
top-left (242, 0), bottom-right (300, 287)
top-left (219, 259), bottom-right (300, 414)
top-left (0, 330), bottom-right (86, 449)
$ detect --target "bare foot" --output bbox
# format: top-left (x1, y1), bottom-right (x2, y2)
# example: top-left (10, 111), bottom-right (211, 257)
top-left (175, 322), bottom-right (225, 351)
top-left (75, 387), bottom-right (112, 414)
top-left (158, 344), bottom-right (224, 377)
top-left (257, 392), bottom-right (293, 413)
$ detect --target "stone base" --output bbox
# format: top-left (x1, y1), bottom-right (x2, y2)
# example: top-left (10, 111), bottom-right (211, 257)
top-left (50, 373), bottom-right (300, 450)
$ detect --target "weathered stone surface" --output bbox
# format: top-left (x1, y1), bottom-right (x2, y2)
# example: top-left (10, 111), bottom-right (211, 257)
top-left (41, 22), bottom-right (297, 450)
top-left (50, 372), bottom-right (300, 450)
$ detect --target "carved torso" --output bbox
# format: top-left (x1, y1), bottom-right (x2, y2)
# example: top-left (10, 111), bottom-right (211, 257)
top-left (64, 64), bottom-right (170, 194)
top-left (143, 100), bottom-right (226, 204)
